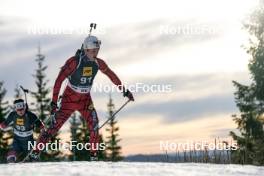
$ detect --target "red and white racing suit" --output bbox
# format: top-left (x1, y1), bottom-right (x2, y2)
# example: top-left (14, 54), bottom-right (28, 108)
top-left (36, 54), bottom-right (122, 155)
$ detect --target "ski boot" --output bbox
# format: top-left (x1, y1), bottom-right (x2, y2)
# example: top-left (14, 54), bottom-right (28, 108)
top-left (90, 152), bottom-right (98, 161)
top-left (6, 151), bottom-right (16, 163)
top-left (7, 156), bottom-right (16, 163)
top-left (27, 151), bottom-right (40, 162)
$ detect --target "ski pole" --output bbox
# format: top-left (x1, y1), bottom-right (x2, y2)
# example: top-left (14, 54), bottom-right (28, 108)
top-left (94, 99), bottom-right (131, 131)
top-left (37, 117), bottom-right (48, 131)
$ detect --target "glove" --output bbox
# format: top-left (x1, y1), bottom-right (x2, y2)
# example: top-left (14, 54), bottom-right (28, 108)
top-left (123, 89), bottom-right (134, 101)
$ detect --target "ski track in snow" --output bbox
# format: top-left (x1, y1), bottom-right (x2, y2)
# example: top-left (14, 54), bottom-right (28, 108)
top-left (0, 162), bottom-right (263, 176)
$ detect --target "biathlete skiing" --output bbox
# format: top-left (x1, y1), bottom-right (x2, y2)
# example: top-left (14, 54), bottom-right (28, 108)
top-left (28, 24), bottom-right (134, 161)
top-left (0, 99), bottom-right (43, 163)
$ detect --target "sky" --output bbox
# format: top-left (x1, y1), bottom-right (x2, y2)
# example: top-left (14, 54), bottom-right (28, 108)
top-left (0, 0), bottom-right (260, 155)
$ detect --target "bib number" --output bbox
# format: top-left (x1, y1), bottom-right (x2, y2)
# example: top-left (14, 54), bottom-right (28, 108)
top-left (16, 125), bottom-right (26, 131)
top-left (80, 77), bottom-right (92, 84)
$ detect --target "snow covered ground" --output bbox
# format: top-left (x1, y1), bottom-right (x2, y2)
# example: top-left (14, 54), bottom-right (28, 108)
top-left (0, 162), bottom-right (263, 176)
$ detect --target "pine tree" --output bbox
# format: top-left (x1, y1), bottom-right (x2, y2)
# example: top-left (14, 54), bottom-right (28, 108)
top-left (230, 1), bottom-right (264, 165)
top-left (69, 112), bottom-right (90, 161)
top-left (0, 81), bottom-right (10, 163)
top-left (105, 96), bottom-right (123, 161)
top-left (69, 112), bottom-right (106, 161)
top-left (69, 112), bottom-right (82, 161)
top-left (98, 134), bottom-right (107, 161)
top-left (31, 45), bottom-right (61, 161)
top-left (31, 45), bottom-right (50, 123)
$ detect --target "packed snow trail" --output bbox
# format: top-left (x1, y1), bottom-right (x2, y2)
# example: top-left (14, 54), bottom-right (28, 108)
top-left (0, 162), bottom-right (263, 176)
